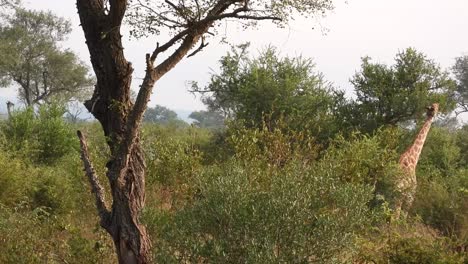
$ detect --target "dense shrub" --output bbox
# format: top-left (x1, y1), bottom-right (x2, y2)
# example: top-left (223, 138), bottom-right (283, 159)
top-left (457, 125), bottom-right (468, 167)
top-left (409, 126), bottom-right (468, 241)
top-left (315, 128), bottom-right (405, 213)
top-left (387, 237), bottom-right (464, 264)
top-left (0, 204), bottom-right (115, 264)
top-left (142, 124), bottom-right (203, 186)
top-left (0, 114), bottom-right (466, 263)
top-left (0, 149), bottom-right (77, 216)
top-left (0, 153), bottom-right (30, 206)
top-left (0, 119), bottom-right (115, 264)
top-left (412, 169), bottom-right (468, 240)
top-left (146, 160), bottom-right (375, 263)
top-left (355, 223), bottom-right (466, 263)
top-left (1, 104), bottom-right (77, 164)
top-left (419, 127), bottom-right (462, 174)
top-left (225, 119), bottom-right (320, 167)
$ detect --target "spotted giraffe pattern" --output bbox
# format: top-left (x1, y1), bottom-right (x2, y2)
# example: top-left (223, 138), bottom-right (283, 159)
top-left (394, 103), bottom-right (439, 220)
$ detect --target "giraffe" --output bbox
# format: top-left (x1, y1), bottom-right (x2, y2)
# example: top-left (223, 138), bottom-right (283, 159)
top-left (393, 103), bottom-right (439, 220)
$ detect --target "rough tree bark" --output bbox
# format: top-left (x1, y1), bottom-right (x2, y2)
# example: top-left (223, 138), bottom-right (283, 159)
top-left (76, 1), bottom-right (225, 262)
top-left (76, 1), bottom-right (151, 263)
top-left (75, 0), bottom-right (288, 263)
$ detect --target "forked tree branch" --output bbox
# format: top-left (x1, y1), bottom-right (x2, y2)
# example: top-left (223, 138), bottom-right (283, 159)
top-left (108, 0), bottom-right (127, 26)
top-left (187, 36), bottom-right (209, 58)
top-left (116, 29), bottom-right (207, 177)
top-left (77, 130), bottom-right (112, 232)
top-left (118, 0), bottom-right (283, 176)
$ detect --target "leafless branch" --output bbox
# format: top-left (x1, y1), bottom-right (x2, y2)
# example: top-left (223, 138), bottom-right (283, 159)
top-left (136, 0), bottom-right (185, 27)
top-left (120, 0), bottom-right (283, 168)
top-left (164, 0), bottom-right (182, 15)
top-left (187, 36), bottom-right (209, 58)
top-left (150, 29), bottom-right (190, 62)
top-left (77, 130), bottom-right (112, 231)
top-left (194, 0), bottom-right (201, 20)
top-left (455, 102), bottom-right (468, 117)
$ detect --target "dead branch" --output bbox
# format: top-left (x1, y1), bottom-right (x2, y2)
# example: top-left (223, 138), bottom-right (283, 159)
top-left (77, 130), bottom-right (112, 232)
top-left (121, 0), bottom-right (283, 173)
top-left (187, 36), bottom-right (209, 58)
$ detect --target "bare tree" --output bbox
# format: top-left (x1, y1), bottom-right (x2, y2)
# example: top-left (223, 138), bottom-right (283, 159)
top-left (65, 100), bottom-right (86, 123)
top-left (76, 0), bottom-right (334, 262)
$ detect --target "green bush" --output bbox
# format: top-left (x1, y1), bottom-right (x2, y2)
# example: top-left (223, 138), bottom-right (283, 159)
top-left (419, 127), bottom-right (462, 174)
top-left (457, 125), bottom-right (468, 167)
top-left (412, 169), bottom-right (468, 240)
top-left (387, 237), bottom-right (464, 264)
top-left (409, 125), bottom-right (468, 240)
top-left (146, 159), bottom-right (375, 263)
top-left (66, 227), bottom-right (114, 264)
top-left (0, 153), bottom-right (30, 206)
top-left (0, 157), bottom-right (76, 216)
top-left (35, 105), bottom-right (78, 163)
top-left (142, 124), bottom-right (204, 187)
top-left (355, 223), bottom-right (466, 263)
top-left (224, 119), bottom-right (320, 167)
top-left (29, 168), bottom-right (76, 215)
top-left (1, 104), bottom-right (77, 164)
top-left (316, 128), bottom-right (404, 212)
top-left (0, 204), bottom-right (115, 264)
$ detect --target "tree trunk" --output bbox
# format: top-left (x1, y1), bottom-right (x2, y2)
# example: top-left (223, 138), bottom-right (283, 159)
top-left (76, 1), bottom-right (151, 262)
top-left (76, 1), bottom-right (227, 262)
top-left (108, 144), bottom-right (151, 264)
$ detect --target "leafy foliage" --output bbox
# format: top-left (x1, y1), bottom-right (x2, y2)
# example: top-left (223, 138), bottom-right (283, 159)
top-left (127, 0), bottom-right (334, 38)
top-left (409, 126), bottom-right (468, 241)
top-left (0, 8), bottom-right (93, 105)
top-left (148, 160), bottom-right (375, 263)
top-left (343, 48), bottom-right (457, 133)
top-left (453, 55), bottom-right (468, 115)
top-left (189, 110), bottom-right (225, 129)
top-left (143, 124), bottom-right (202, 187)
top-left (355, 223), bottom-right (466, 263)
top-left (193, 44), bottom-right (341, 141)
top-left (1, 104), bottom-right (77, 164)
top-left (0, 116), bottom-right (466, 263)
top-left (143, 105), bottom-right (181, 124)
top-left (0, 31), bottom-right (466, 264)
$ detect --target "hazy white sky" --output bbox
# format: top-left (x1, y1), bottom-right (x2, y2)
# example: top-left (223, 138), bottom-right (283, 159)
top-left (3, 0), bottom-right (468, 112)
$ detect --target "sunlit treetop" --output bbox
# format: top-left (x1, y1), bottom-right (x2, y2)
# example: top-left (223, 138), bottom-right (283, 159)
top-left (126, 0), bottom-right (334, 39)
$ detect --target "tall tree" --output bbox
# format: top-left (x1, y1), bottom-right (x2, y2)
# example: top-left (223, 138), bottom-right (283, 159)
top-left (143, 105), bottom-right (178, 124)
top-left (0, 8), bottom-right (93, 106)
top-left (192, 44), bottom-right (339, 139)
top-left (75, 1), bottom-right (335, 263)
top-left (453, 55), bottom-right (468, 116)
top-left (345, 48), bottom-right (457, 133)
top-left (189, 110), bottom-right (225, 129)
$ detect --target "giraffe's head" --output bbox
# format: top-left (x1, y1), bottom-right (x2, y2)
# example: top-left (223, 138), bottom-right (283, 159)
top-left (426, 103), bottom-right (439, 118)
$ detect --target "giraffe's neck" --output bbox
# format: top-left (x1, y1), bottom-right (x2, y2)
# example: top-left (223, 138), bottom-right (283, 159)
top-left (404, 116), bottom-right (434, 167)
